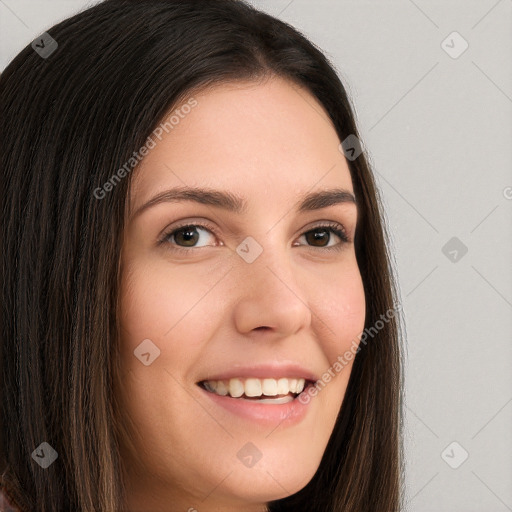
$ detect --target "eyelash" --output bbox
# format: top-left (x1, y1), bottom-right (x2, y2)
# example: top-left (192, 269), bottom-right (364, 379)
top-left (158, 220), bottom-right (350, 254)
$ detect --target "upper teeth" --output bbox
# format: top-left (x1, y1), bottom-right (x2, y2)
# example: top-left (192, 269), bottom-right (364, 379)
top-left (203, 377), bottom-right (307, 398)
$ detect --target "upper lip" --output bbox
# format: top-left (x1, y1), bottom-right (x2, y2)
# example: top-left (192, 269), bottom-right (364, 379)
top-left (196, 362), bottom-right (319, 383)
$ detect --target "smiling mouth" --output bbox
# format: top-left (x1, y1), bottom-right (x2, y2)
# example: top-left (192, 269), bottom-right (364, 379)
top-left (197, 377), bottom-right (315, 404)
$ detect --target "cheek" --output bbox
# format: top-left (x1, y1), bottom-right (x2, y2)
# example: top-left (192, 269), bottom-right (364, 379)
top-left (116, 260), bottom-right (226, 465)
top-left (121, 259), bottom-right (195, 340)
top-left (305, 264), bottom-right (365, 416)
top-left (118, 257), bottom-right (226, 369)
top-left (314, 264), bottom-right (366, 353)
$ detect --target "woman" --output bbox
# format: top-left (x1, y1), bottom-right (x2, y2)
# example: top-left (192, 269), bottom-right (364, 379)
top-left (0, 0), bottom-right (404, 510)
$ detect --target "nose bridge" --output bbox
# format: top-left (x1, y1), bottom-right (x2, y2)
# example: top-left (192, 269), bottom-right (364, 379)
top-left (235, 226), bottom-right (293, 288)
top-left (230, 231), bottom-right (312, 335)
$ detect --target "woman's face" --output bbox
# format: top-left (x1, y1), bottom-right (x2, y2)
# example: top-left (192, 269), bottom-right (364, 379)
top-left (117, 76), bottom-right (366, 512)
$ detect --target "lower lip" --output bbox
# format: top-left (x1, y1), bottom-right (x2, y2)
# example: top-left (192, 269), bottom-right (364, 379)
top-left (198, 384), bottom-right (314, 427)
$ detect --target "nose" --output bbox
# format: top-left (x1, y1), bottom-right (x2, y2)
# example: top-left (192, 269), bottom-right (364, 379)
top-left (230, 242), bottom-right (313, 338)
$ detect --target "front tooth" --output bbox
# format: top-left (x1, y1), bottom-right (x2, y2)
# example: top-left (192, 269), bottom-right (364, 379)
top-left (261, 378), bottom-right (278, 396)
top-left (276, 378), bottom-right (289, 395)
top-left (229, 378), bottom-right (244, 398)
top-left (288, 378), bottom-right (298, 393)
top-left (244, 378), bottom-right (262, 397)
top-left (296, 378), bottom-right (305, 393)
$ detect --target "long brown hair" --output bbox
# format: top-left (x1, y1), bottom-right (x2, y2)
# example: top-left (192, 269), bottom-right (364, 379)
top-left (0, 1), bottom-right (404, 510)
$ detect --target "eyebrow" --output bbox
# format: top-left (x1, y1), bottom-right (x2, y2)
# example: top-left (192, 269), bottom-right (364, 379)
top-left (131, 186), bottom-right (357, 220)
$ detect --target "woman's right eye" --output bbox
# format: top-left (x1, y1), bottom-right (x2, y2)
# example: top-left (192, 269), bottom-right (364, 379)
top-left (159, 223), bottom-right (219, 253)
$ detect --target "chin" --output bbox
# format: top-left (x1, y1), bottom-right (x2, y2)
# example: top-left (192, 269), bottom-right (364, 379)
top-left (215, 452), bottom-right (319, 503)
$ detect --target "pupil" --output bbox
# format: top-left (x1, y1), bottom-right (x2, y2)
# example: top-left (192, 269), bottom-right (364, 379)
top-left (308, 228), bottom-right (328, 246)
top-left (177, 227), bottom-right (198, 246)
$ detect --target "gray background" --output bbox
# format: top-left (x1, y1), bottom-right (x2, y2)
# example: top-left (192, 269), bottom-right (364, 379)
top-left (1, 1), bottom-right (511, 510)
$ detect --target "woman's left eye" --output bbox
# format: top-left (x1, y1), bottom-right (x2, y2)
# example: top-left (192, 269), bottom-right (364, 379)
top-left (295, 223), bottom-right (349, 250)
top-left (158, 222), bottom-right (350, 253)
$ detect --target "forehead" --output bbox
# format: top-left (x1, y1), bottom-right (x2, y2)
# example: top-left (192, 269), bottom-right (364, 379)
top-left (130, 76), bottom-right (354, 211)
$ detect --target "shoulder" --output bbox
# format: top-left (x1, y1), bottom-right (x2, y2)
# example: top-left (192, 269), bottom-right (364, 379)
top-left (0, 487), bottom-right (21, 512)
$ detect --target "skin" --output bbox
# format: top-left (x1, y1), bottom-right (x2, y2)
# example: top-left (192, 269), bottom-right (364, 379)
top-left (116, 76), bottom-right (366, 512)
